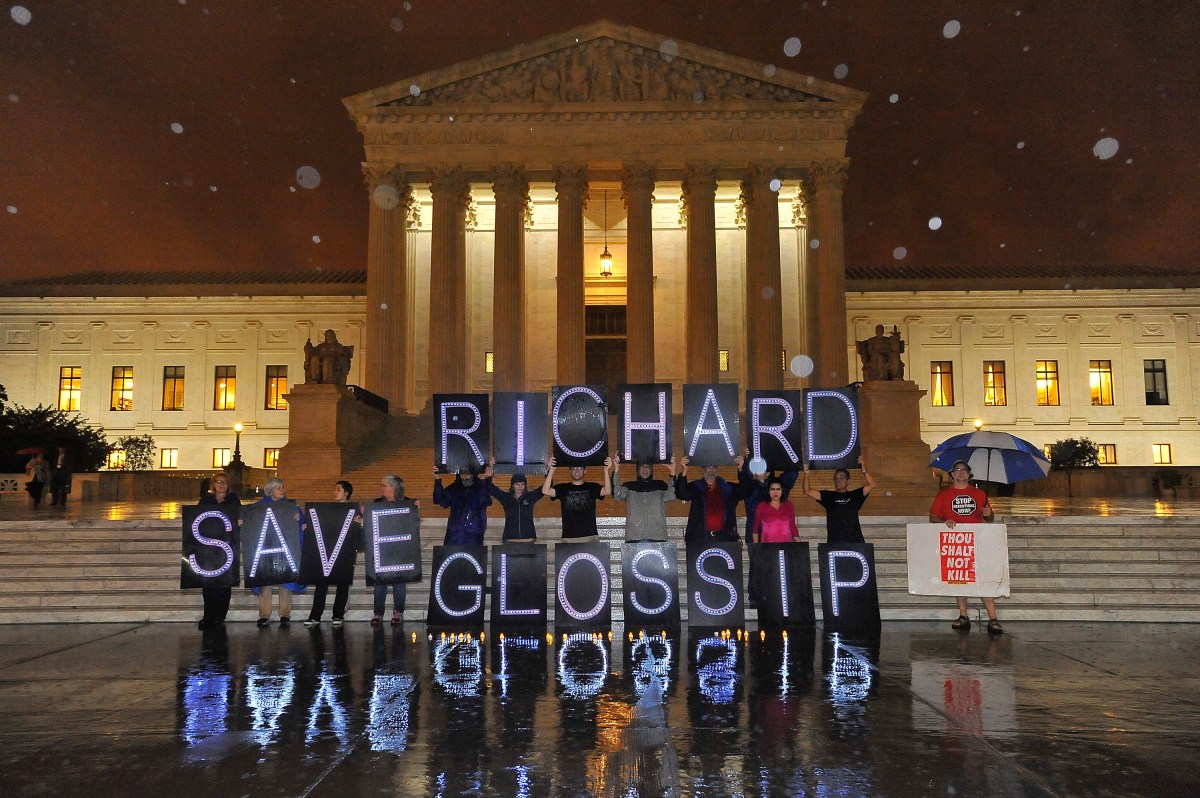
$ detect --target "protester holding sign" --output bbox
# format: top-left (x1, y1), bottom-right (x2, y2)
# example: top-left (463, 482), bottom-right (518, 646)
top-left (486, 457), bottom-right (543, 542)
top-left (196, 474), bottom-right (239, 629)
top-left (801, 456), bottom-right (875, 544)
top-left (929, 460), bottom-right (1002, 635)
top-left (611, 455), bottom-right (677, 541)
top-left (372, 474), bottom-right (419, 626)
top-left (304, 480), bottom-right (360, 628)
top-left (675, 455), bottom-right (746, 543)
top-left (251, 477), bottom-right (305, 628)
top-left (740, 453), bottom-right (798, 544)
top-left (751, 477), bottom-right (801, 544)
top-left (542, 455), bottom-right (613, 543)
top-left (433, 464), bottom-right (493, 546)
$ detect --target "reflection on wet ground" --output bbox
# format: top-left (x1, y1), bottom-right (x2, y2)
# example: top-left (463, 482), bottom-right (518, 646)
top-left (0, 622), bottom-right (1196, 797)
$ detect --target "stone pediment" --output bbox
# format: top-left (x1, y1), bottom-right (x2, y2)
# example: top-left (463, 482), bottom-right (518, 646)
top-left (344, 19), bottom-right (865, 113)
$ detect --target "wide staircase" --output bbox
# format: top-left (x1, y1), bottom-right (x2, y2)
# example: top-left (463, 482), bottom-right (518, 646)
top-left (2, 512), bottom-right (1198, 624)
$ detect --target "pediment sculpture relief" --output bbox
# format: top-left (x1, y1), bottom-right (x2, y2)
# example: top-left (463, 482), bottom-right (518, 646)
top-left (384, 39), bottom-right (827, 107)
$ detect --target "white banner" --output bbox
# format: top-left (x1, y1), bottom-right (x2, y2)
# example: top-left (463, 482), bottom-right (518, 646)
top-left (905, 523), bottom-right (1010, 597)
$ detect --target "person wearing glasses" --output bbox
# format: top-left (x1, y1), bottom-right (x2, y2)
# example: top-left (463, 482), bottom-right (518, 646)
top-left (929, 460), bottom-right (1001, 635)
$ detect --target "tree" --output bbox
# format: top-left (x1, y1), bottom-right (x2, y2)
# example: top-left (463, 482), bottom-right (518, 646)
top-left (0, 404), bottom-right (112, 473)
top-left (111, 435), bottom-right (157, 471)
top-left (1049, 437), bottom-right (1100, 497)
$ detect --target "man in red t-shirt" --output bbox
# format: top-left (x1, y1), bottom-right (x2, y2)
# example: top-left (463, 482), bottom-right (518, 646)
top-left (929, 460), bottom-right (1002, 635)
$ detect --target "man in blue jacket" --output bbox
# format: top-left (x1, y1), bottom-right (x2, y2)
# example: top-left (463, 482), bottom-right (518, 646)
top-left (433, 463), bottom-right (493, 546)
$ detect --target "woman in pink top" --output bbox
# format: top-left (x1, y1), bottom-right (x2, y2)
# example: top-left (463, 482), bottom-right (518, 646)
top-left (751, 478), bottom-right (800, 544)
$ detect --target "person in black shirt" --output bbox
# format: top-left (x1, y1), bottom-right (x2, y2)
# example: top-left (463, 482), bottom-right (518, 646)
top-left (304, 480), bottom-right (360, 628)
top-left (800, 456), bottom-right (875, 544)
top-left (487, 457), bottom-right (543, 542)
top-left (542, 456), bottom-right (613, 542)
top-left (197, 475), bottom-right (240, 629)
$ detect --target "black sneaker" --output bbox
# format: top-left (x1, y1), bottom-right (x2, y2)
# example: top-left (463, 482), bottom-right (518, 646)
top-left (331, 617), bottom-right (344, 627)
top-left (303, 618), bottom-right (319, 627)
top-left (279, 616), bottom-right (291, 628)
top-left (257, 617), bottom-right (270, 628)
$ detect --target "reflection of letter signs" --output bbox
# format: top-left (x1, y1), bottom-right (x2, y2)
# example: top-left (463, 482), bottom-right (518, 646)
top-left (751, 397), bottom-right (799, 464)
top-left (373, 507), bottom-right (414, 575)
top-left (694, 548), bottom-right (738, 616)
top-left (440, 401), bottom-right (485, 465)
top-left (624, 390), bottom-right (668, 461)
top-left (629, 548), bottom-right (673, 615)
top-left (557, 551), bottom-right (609, 621)
top-left (777, 549), bottom-right (790, 618)
top-left (308, 507), bottom-right (356, 578)
top-left (688, 388), bottom-right (735, 458)
top-left (499, 553), bottom-right (539, 616)
top-left (805, 391), bottom-right (858, 463)
top-left (434, 551), bottom-right (484, 617)
top-left (552, 386), bottom-right (605, 458)
top-left (828, 550), bottom-right (870, 616)
top-left (189, 510), bottom-right (235, 577)
top-left (250, 508), bottom-right (299, 578)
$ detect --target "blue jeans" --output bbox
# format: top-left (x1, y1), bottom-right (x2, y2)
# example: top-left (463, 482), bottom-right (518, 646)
top-left (373, 582), bottom-right (406, 616)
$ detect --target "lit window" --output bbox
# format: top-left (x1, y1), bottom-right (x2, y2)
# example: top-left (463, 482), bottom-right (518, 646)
top-left (214, 365), bottom-right (236, 411)
top-left (1036, 360), bottom-right (1059, 406)
top-left (212, 448), bottom-right (231, 468)
top-left (162, 366), bottom-right (185, 411)
top-left (106, 450), bottom-right (126, 470)
top-left (718, 350), bottom-right (730, 373)
top-left (983, 361), bottom-right (1007, 406)
top-left (1089, 360), bottom-right (1114, 406)
top-left (1152, 444), bottom-right (1173, 465)
top-left (265, 365), bottom-right (288, 410)
top-left (930, 361), bottom-right (954, 407)
top-left (1144, 359), bottom-right (1169, 405)
top-left (110, 366), bottom-right (134, 411)
top-left (1042, 444), bottom-right (1053, 461)
top-left (1096, 444), bottom-right (1117, 464)
top-left (160, 448), bottom-right (178, 469)
top-left (264, 448), bottom-right (281, 468)
top-left (484, 351), bottom-right (494, 374)
top-left (58, 366), bottom-right (82, 411)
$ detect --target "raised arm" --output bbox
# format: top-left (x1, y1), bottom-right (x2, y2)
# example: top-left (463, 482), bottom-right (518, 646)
top-left (801, 463), bottom-right (821, 501)
top-left (542, 457), bottom-right (557, 498)
top-left (860, 455), bottom-right (876, 497)
top-left (433, 468), bottom-right (451, 508)
top-left (600, 456), bottom-right (613, 498)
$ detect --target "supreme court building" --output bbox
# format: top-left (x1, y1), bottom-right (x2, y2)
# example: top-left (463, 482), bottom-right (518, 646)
top-left (3, 21), bottom-right (1199, 476)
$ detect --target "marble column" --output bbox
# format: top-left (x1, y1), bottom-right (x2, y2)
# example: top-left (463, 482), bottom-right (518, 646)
top-left (428, 165), bottom-right (470, 395)
top-left (682, 163), bottom-right (719, 384)
top-left (807, 158), bottom-right (850, 388)
top-left (491, 164), bottom-right (528, 392)
top-left (742, 163), bottom-right (784, 390)
top-left (622, 163), bottom-right (656, 384)
top-left (554, 164), bottom-right (588, 385)
top-left (363, 164), bottom-right (412, 413)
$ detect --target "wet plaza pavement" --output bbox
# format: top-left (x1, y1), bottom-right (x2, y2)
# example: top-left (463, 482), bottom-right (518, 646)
top-left (0, 621), bottom-right (1197, 797)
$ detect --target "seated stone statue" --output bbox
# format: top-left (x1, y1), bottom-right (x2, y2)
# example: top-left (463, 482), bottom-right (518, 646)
top-left (303, 329), bottom-right (354, 387)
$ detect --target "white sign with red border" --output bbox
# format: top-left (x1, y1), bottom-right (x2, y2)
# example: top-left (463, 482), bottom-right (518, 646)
top-left (906, 523), bottom-right (1010, 597)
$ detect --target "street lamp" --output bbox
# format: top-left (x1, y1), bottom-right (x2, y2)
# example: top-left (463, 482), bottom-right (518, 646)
top-left (973, 419), bottom-right (984, 432)
top-left (226, 422), bottom-right (246, 494)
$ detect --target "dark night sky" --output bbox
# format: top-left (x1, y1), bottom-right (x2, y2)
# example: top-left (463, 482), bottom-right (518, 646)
top-left (1, 1), bottom-right (1196, 282)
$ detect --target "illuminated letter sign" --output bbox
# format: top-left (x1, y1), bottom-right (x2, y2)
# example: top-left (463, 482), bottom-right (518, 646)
top-left (300, 503), bottom-right (358, 584)
top-left (818, 543), bottom-right (881, 630)
top-left (491, 544), bottom-right (547, 629)
top-left (746, 390), bottom-right (803, 471)
top-left (621, 542), bottom-right (680, 629)
top-left (555, 542), bottom-right (611, 629)
top-left (493, 391), bottom-right (548, 473)
top-left (551, 385), bottom-right (609, 466)
top-left (242, 502), bottom-right (302, 588)
top-left (686, 543), bottom-right (744, 628)
top-left (683, 383), bottom-right (740, 466)
top-left (363, 502), bottom-right (422, 584)
top-left (804, 386), bottom-right (860, 470)
top-left (427, 546), bottom-right (487, 628)
top-left (434, 393), bottom-right (490, 473)
top-left (753, 542), bottom-right (817, 628)
top-left (618, 383), bottom-right (672, 464)
top-left (181, 504), bottom-right (240, 588)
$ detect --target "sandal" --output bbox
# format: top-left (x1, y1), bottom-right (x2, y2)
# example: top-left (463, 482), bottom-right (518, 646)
top-left (951, 615), bottom-right (971, 631)
top-left (987, 619), bottom-right (1004, 636)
